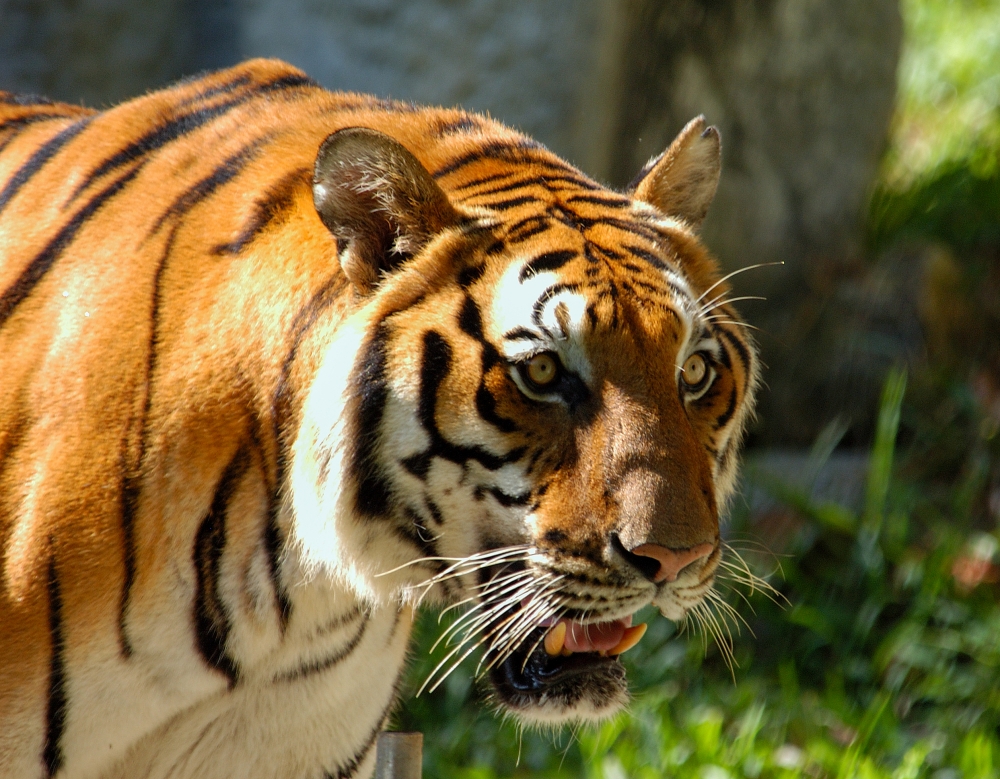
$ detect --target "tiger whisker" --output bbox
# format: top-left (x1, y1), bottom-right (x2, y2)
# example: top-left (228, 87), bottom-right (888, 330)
top-left (698, 294), bottom-right (766, 317)
top-left (376, 544), bottom-right (532, 578)
top-left (430, 574), bottom-right (545, 654)
top-left (706, 588), bottom-right (752, 636)
top-left (440, 575), bottom-right (558, 656)
top-left (719, 543), bottom-right (786, 604)
top-left (429, 573), bottom-right (539, 654)
top-left (694, 600), bottom-right (737, 677)
top-left (417, 584), bottom-right (544, 697)
top-left (702, 318), bottom-right (762, 332)
top-left (693, 262), bottom-right (784, 305)
top-left (409, 547), bottom-right (537, 604)
top-left (487, 585), bottom-right (567, 673)
top-left (436, 570), bottom-right (537, 620)
top-left (423, 587), bottom-right (550, 696)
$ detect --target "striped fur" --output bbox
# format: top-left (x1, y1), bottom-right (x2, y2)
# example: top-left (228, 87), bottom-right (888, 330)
top-left (0, 60), bottom-right (758, 778)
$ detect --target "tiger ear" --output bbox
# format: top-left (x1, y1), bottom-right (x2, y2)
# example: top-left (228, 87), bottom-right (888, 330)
top-left (629, 116), bottom-right (721, 231)
top-left (313, 127), bottom-right (459, 292)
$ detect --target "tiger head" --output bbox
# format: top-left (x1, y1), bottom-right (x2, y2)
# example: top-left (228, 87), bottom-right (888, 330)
top-left (290, 117), bottom-right (758, 724)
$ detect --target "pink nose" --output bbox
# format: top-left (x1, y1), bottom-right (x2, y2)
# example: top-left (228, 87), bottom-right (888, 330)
top-left (630, 542), bottom-right (715, 583)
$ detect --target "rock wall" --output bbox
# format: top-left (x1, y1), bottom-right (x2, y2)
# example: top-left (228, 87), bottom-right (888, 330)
top-left (0, 0), bottom-right (903, 443)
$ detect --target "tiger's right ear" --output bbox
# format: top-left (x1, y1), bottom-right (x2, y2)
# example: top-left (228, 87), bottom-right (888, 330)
top-left (313, 127), bottom-right (460, 293)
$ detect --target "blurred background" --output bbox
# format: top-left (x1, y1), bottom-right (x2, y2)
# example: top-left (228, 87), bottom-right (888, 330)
top-left (4, 0), bottom-right (999, 775)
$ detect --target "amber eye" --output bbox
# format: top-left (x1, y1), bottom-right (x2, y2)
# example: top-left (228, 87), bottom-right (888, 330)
top-left (523, 352), bottom-right (560, 390)
top-left (680, 352), bottom-right (709, 390)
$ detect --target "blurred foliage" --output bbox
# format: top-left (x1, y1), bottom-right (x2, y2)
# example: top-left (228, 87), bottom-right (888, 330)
top-left (881, 0), bottom-right (1000, 187)
top-left (393, 1), bottom-right (1000, 776)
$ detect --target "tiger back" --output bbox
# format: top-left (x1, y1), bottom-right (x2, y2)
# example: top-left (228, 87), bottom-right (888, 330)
top-left (0, 60), bottom-right (758, 779)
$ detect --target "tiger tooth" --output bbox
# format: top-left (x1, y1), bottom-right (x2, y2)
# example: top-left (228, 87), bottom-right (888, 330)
top-left (544, 621), bottom-right (567, 656)
top-left (609, 622), bottom-right (647, 656)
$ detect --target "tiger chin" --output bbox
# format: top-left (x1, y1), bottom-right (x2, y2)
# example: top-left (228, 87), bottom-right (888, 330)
top-left (0, 59), bottom-right (757, 778)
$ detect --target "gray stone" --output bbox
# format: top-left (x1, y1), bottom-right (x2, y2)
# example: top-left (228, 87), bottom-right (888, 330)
top-left (0, 0), bottom-right (904, 443)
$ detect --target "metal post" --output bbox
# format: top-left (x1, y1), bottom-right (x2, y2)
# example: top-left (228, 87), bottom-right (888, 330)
top-left (374, 731), bottom-right (422, 779)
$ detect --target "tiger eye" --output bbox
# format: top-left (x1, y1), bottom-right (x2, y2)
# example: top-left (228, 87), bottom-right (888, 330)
top-left (526, 353), bottom-right (559, 387)
top-left (681, 353), bottom-right (708, 387)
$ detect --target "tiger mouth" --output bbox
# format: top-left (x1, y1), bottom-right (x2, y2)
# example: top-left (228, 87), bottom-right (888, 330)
top-left (485, 611), bottom-right (647, 713)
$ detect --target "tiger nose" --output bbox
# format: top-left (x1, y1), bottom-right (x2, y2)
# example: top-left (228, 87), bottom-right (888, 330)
top-left (629, 542), bottom-right (715, 583)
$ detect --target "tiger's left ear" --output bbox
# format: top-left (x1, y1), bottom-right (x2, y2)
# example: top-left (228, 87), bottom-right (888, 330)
top-left (313, 126), bottom-right (460, 292)
top-left (629, 116), bottom-right (721, 231)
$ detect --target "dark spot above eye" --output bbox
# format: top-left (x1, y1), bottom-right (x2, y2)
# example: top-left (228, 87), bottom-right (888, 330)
top-left (543, 529), bottom-right (567, 544)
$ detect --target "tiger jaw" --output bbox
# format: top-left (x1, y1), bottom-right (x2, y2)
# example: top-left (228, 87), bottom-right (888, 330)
top-left (426, 543), bottom-right (720, 724)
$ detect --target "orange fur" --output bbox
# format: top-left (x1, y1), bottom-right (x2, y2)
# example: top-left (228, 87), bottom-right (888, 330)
top-left (0, 60), bottom-right (757, 778)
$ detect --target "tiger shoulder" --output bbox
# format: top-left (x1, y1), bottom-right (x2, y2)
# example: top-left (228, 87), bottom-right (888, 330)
top-left (0, 58), bottom-right (758, 779)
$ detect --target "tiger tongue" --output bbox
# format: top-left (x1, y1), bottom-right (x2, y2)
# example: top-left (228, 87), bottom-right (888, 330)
top-left (562, 615), bottom-right (632, 653)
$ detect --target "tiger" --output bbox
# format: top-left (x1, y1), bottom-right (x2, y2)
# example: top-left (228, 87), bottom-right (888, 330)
top-left (0, 59), bottom-right (758, 779)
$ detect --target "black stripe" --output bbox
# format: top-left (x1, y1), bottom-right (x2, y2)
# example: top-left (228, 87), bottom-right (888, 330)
top-left (518, 250), bottom-right (577, 282)
top-left (0, 161), bottom-right (143, 330)
top-left (716, 326), bottom-right (752, 374)
top-left (274, 615), bottom-right (369, 683)
top-left (457, 295), bottom-right (485, 341)
top-left (451, 170), bottom-right (521, 192)
top-left (174, 72), bottom-right (254, 110)
top-left (350, 323), bottom-right (393, 518)
top-left (487, 487), bottom-right (531, 507)
top-left (69, 73), bottom-right (303, 203)
top-left (0, 111), bottom-right (72, 136)
top-left (485, 194), bottom-right (539, 211)
top-left (457, 263), bottom-right (485, 289)
top-left (194, 445), bottom-right (252, 685)
top-left (213, 166), bottom-right (310, 254)
top-left (44, 556), bottom-right (67, 777)
top-left (549, 203), bottom-right (584, 230)
top-left (530, 283), bottom-right (580, 327)
top-left (0, 117), bottom-right (92, 218)
top-left (534, 172), bottom-right (603, 191)
top-left (149, 137), bottom-right (271, 236)
top-left (425, 499), bottom-right (444, 526)
top-left (175, 69), bottom-right (313, 111)
top-left (566, 193), bottom-right (630, 208)
top-left (432, 139), bottom-right (556, 179)
top-left (715, 385), bottom-right (738, 428)
top-left (118, 464), bottom-right (140, 658)
top-left (416, 331), bottom-right (525, 470)
top-left (254, 73), bottom-right (318, 92)
top-left (505, 216), bottom-right (550, 244)
top-left (623, 243), bottom-right (671, 272)
top-left (0, 115), bottom-right (73, 158)
top-left (117, 218), bottom-right (182, 658)
top-left (435, 115), bottom-right (485, 136)
top-left (502, 327), bottom-right (540, 342)
top-left (472, 176), bottom-right (546, 197)
top-left (401, 452), bottom-right (431, 479)
top-left (263, 512), bottom-right (292, 630)
top-left (315, 605), bottom-right (364, 637)
top-left (458, 297), bottom-right (520, 434)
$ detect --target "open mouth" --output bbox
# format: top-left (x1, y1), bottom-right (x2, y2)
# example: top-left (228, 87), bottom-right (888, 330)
top-left (487, 611), bottom-right (648, 711)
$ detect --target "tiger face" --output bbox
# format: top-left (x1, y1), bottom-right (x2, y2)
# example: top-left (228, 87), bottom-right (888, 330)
top-left (293, 119), bottom-right (757, 723)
